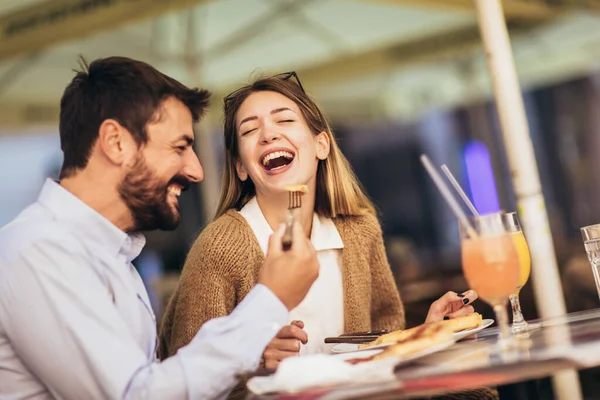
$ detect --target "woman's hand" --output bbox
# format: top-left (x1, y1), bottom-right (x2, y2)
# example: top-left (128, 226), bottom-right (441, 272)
top-left (425, 290), bottom-right (479, 323)
top-left (262, 320), bottom-right (307, 369)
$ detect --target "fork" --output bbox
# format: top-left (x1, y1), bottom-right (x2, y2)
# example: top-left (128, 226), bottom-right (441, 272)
top-left (282, 190), bottom-right (302, 251)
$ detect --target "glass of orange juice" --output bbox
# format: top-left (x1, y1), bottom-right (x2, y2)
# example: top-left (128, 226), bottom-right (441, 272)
top-left (503, 212), bottom-right (531, 333)
top-left (460, 212), bottom-right (520, 348)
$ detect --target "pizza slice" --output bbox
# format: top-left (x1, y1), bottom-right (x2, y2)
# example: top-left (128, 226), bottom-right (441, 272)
top-left (347, 323), bottom-right (454, 364)
top-left (358, 313), bottom-right (483, 350)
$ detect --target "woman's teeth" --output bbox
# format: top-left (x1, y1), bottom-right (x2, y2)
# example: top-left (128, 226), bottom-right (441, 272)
top-left (262, 151), bottom-right (293, 167)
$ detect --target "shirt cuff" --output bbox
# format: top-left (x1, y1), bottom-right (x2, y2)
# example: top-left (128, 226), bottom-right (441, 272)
top-left (231, 284), bottom-right (289, 324)
top-left (178, 284), bottom-right (289, 399)
top-left (222, 283), bottom-right (289, 370)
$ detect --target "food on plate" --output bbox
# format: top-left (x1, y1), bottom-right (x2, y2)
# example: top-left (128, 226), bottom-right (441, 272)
top-left (283, 184), bottom-right (309, 193)
top-left (358, 313), bottom-right (483, 350)
top-left (347, 323), bottom-right (453, 364)
top-left (374, 323), bottom-right (453, 359)
top-left (358, 325), bottom-right (422, 349)
top-left (438, 312), bottom-right (482, 333)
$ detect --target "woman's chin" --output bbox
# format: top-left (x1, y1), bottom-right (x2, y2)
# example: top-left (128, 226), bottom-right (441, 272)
top-left (256, 181), bottom-right (303, 196)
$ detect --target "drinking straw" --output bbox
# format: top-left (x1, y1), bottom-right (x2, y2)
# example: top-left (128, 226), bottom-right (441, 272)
top-left (420, 154), bottom-right (478, 238)
top-left (441, 164), bottom-right (480, 217)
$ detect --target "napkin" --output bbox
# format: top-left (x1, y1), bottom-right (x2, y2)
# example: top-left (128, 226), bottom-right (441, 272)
top-left (247, 352), bottom-right (401, 395)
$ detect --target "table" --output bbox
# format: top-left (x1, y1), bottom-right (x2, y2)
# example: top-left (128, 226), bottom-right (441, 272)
top-left (249, 308), bottom-right (600, 399)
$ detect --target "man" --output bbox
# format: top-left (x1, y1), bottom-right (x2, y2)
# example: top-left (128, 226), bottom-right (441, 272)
top-left (0, 57), bottom-right (319, 400)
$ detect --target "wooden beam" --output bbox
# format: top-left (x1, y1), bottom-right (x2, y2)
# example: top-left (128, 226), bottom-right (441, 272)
top-left (0, 102), bottom-right (57, 132)
top-left (0, 0), bottom-right (209, 62)
top-left (0, 102), bottom-right (58, 130)
top-left (359, 0), bottom-right (564, 21)
top-left (294, 20), bottom-right (542, 89)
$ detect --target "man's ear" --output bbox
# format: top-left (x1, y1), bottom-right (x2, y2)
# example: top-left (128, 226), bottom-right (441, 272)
top-left (235, 160), bottom-right (249, 181)
top-left (97, 119), bottom-right (137, 165)
top-left (315, 131), bottom-right (330, 160)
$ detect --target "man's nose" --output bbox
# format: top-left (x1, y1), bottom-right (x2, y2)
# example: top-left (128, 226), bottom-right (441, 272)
top-left (183, 150), bottom-right (204, 183)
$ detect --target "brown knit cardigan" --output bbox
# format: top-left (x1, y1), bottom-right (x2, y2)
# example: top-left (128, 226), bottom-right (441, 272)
top-left (159, 209), bottom-right (405, 359)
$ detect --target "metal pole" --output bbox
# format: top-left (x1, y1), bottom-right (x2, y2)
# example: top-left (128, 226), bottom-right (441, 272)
top-left (472, 1), bottom-right (582, 399)
top-left (184, 7), bottom-right (221, 221)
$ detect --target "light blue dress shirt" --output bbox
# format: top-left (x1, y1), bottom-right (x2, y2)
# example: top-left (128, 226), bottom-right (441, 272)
top-left (0, 179), bottom-right (288, 400)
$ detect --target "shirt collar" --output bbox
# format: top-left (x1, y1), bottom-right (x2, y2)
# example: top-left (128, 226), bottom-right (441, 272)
top-left (310, 212), bottom-right (344, 252)
top-left (37, 179), bottom-right (145, 263)
top-left (239, 196), bottom-right (344, 254)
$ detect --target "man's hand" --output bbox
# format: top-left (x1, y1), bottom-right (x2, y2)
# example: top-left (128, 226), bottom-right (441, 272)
top-left (259, 222), bottom-right (319, 310)
top-left (425, 290), bottom-right (479, 323)
top-left (262, 321), bottom-right (307, 369)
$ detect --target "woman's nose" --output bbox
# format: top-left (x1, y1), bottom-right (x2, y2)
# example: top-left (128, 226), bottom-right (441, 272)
top-left (260, 128), bottom-right (281, 144)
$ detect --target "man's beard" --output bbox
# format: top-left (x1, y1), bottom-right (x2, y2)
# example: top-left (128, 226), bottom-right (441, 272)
top-left (118, 154), bottom-right (190, 232)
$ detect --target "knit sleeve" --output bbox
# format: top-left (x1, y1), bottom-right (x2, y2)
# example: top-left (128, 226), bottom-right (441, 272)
top-left (366, 213), bottom-right (406, 332)
top-left (158, 214), bottom-right (251, 359)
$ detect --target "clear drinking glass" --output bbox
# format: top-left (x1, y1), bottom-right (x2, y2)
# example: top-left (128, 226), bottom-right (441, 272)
top-left (580, 223), bottom-right (600, 301)
top-left (503, 212), bottom-right (531, 333)
top-left (460, 212), bottom-right (521, 349)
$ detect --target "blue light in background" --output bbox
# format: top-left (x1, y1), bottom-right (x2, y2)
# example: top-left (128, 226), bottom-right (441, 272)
top-left (463, 141), bottom-right (500, 214)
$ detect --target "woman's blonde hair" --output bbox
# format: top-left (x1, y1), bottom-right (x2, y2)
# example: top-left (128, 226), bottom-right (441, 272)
top-left (214, 72), bottom-right (375, 219)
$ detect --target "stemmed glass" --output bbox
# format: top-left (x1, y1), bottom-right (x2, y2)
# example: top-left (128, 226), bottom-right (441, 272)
top-left (460, 212), bottom-right (521, 349)
top-left (503, 212), bottom-right (531, 333)
top-left (580, 223), bottom-right (600, 302)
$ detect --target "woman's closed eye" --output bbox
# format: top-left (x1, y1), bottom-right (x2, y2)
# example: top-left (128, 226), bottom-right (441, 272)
top-left (278, 119), bottom-right (295, 124)
top-left (241, 127), bottom-right (257, 136)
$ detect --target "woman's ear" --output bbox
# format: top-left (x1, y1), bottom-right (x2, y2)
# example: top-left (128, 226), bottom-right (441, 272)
top-left (315, 131), bottom-right (330, 160)
top-left (235, 160), bottom-right (249, 181)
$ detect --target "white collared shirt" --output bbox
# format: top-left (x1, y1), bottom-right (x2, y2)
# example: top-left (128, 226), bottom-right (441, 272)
top-left (239, 197), bottom-right (345, 354)
top-left (0, 179), bottom-right (288, 400)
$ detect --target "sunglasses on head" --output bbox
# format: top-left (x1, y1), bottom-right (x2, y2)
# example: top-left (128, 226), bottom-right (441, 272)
top-left (223, 71), bottom-right (305, 104)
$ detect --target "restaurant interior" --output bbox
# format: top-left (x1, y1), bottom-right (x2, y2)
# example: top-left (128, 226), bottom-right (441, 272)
top-left (2, 0), bottom-right (600, 398)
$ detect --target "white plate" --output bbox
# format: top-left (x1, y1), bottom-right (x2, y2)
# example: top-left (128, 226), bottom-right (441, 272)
top-left (453, 319), bottom-right (494, 341)
top-left (331, 342), bottom-right (391, 354)
top-left (335, 339), bottom-right (456, 365)
top-left (396, 339), bottom-right (456, 365)
top-left (332, 348), bottom-right (385, 361)
top-left (332, 319), bottom-right (494, 353)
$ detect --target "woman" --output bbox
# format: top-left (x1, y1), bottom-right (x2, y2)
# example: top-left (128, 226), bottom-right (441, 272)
top-left (159, 72), bottom-right (494, 399)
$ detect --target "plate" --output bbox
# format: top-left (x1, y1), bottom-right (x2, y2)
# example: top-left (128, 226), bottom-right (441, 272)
top-left (453, 319), bottom-right (494, 341)
top-left (332, 348), bottom-right (385, 361)
top-left (331, 342), bottom-right (391, 353)
top-left (395, 339), bottom-right (456, 365)
top-left (333, 339), bottom-right (456, 365)
top-left (332, 319), bottom-right (494, 353)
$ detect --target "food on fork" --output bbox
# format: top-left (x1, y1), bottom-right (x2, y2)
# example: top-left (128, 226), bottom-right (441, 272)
top-left (347, 323), bottom-right (453, 364)
top-left (358, 313), bottom-right (483, 350)
top-left (283, 184), bottom-right (309, 194)
top-left (282, 184), bottom-right (309, 250)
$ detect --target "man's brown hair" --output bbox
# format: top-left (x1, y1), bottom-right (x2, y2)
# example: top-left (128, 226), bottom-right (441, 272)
top-left (59, 56), bottom-right (211, 178)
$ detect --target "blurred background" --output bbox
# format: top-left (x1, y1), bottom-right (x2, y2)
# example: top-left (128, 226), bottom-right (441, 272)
top-left (2, 0), bottom-right (600, 382)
